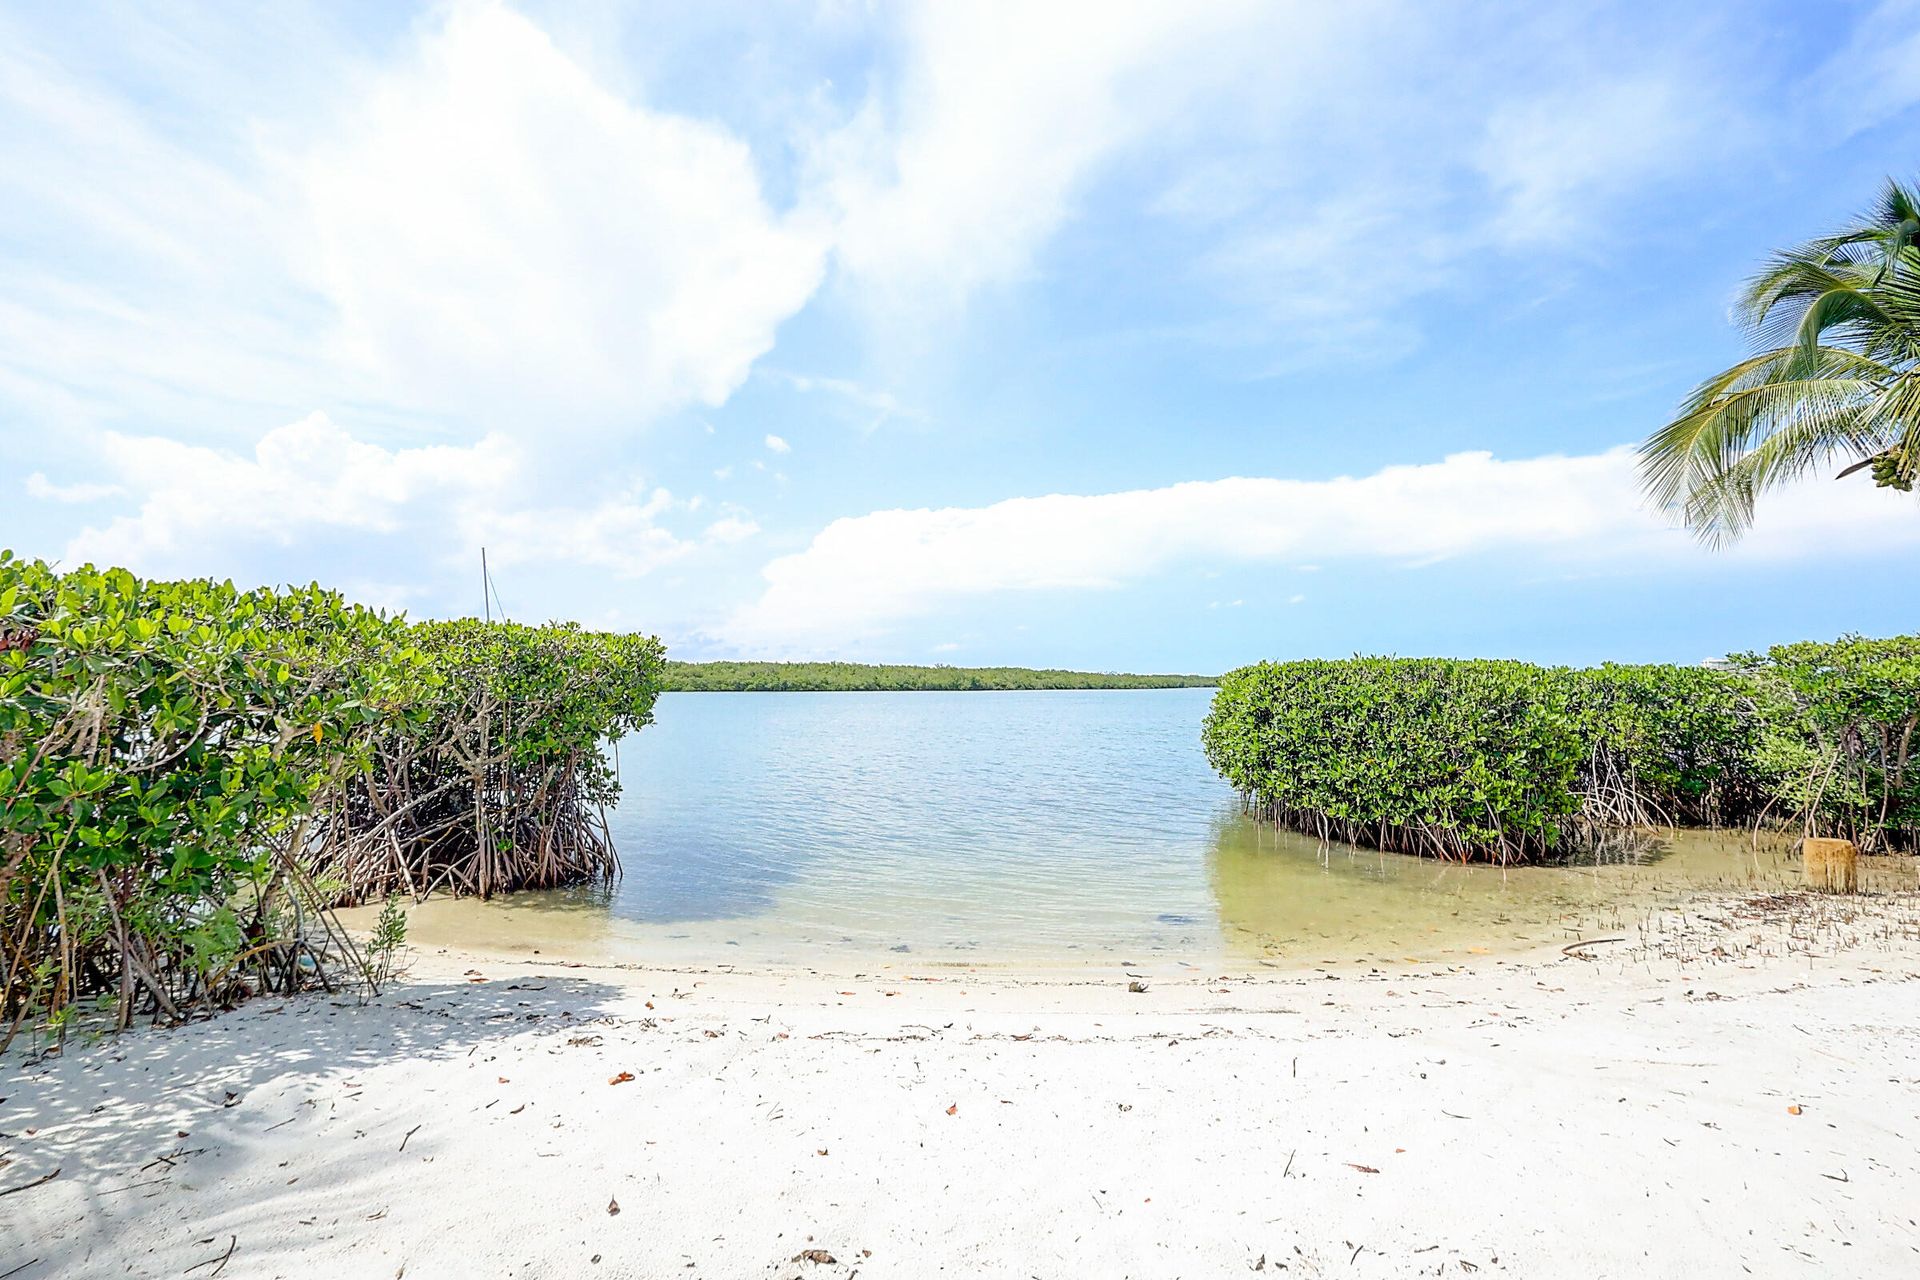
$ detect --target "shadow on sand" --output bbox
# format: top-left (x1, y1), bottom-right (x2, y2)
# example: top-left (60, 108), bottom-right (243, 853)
top-left (1, 972), bottom-right (629, 1278)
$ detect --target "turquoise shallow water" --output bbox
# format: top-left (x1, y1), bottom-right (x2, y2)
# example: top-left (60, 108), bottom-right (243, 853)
top-left (370, 689), bottom-right (1916, 970)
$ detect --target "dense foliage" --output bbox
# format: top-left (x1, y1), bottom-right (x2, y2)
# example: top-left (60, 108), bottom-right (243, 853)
top-left (1562, 664), bottom-right (1770, 829)
top-left (1735, 635), bottom-right (1920, 850)
top-left (664, 661), bottom-right (1216, 692)
top-left (1641, 177), bottom-right (1920, 541)
top-left (0, 555), bottom-right (405, 1039)
top-left (1205, 642), bottom-right (1917, 863)
top-left (1205, 658), bottom-right (1592, 862)
top-left (0, 555), bottom-right (663, 1040)
top-left (310, 620), bottom-right (665, 902)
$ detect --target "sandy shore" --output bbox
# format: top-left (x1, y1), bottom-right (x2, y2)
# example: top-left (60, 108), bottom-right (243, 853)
top-left (6, 892), bottom-right (1920, 1279)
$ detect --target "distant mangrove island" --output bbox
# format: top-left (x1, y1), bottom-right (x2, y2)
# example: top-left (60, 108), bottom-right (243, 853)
top-left (662, 661), bottom-right (1219, 692)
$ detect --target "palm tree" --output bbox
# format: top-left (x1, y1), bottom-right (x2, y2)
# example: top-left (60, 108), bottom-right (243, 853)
top-left (1640, 178), bottom-right (1920, 542)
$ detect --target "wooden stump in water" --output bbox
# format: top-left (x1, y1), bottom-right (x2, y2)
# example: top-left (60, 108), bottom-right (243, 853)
top-left (1802, 837), bottom-right (1859, 893)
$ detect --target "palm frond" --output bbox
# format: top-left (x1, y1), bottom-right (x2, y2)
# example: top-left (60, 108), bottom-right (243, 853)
top-left (1645, 177), bottom-right (1920, 542)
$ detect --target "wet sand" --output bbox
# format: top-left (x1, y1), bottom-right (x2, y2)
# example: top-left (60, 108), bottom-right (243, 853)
top-left (7, 888), bottom-right (1920, 1278)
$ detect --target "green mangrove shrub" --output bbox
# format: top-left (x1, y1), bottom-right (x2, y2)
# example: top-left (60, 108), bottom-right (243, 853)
top-left (0, 554), bottom-right (408, 1039)
top-left (1202, 658), bottom-right (1590, 862)
top-left (1206, 644), bottom-right (1919, 862)
top-left (305, 619), bottom-right (666, 902)
top-left (1561, 664), bottom-right (1769, 829)
top-left (0, 555), bottom-right (665, 1039)
top-left (1736, 635), bottom-right (1920, 851)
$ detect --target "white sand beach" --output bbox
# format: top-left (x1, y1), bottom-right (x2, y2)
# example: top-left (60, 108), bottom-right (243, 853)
top-left (6, 891), bottom-right (1920, 1280)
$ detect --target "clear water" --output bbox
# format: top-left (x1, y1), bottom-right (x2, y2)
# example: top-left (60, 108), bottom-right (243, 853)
top-left (367, 689), bottom-right (1917, 971)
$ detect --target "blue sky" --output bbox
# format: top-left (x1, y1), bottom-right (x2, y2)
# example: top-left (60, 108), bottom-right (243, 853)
top-left (4, 0), bottom-right (1919, 672)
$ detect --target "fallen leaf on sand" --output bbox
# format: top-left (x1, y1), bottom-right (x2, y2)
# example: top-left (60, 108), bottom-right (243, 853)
top-left (792, 1250), bottom-right (836, 1264)
top-left (1787, 1105), bottom-right (1803, 1115)
top-left (497, 1077), bottom-right (509, 1084)
top-left (945, 1103), bottom-right (958, 1116)
top-left (1347, 1163), bottom-right (1380, 1173)
top-left (607, 1197), bottom-right (620, 1215)
top-left (608, 1072), bottom-right (634, 1085)
top-left (1128, 981), bottom-right (1148, 994)
top-left (816, 1148), bottom-right (829, 1156)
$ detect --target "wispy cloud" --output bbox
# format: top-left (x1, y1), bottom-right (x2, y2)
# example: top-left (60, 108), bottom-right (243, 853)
top-left (25, 472), bottom-right (121, 504)
top-left (767, 370), bottom-right (923, 432)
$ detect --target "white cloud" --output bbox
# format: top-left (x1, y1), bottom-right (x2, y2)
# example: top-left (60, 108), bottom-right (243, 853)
top-left (65, 412), bottom-right (732, 583)
top-left (764, 434), bottom-right (791, 454)
top-left (0, 2), bottom-right (833, 445)
top-left (724, 446), bottom-right (1920, 647)
top-left (297, 2), bottom-right (828, 430)
top-left (25, 472), bottom-right (121, 503)
top-left (810, 0), bottom-right (1279, 312)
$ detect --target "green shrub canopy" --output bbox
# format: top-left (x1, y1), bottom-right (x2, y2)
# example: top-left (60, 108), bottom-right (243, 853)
top-left (310, 619), bottom-right (666, 902)
top-left (1205, 645), bottom-right (1917, 863)
top-left (0, 554), bottom-right (664, 1039)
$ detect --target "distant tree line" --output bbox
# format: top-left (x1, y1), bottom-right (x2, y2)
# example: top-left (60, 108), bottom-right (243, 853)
top-left (663, 661), bottom-right (1219, 692)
